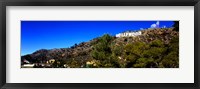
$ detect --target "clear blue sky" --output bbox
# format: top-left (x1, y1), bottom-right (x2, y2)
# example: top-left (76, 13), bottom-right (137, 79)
top-left (21, 21), bottom-right (174, 55)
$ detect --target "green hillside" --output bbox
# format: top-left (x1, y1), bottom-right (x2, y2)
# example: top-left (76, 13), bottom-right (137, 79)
top-left (21, 27), bottom-right (179, 68)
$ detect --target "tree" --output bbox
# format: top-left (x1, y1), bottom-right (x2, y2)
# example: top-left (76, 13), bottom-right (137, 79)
top-left (160, 52), bottom-right (179, 68)
top-left (91, 34), bottom-right (114, 67)
top-left (160, 37), bottom-right (179, 68)
top-left (124, 42), bottom-right (150, 67)
top-left (133, 58), bottom-right (155, 68)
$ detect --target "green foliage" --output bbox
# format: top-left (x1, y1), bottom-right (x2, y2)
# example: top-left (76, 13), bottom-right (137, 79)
top-left (133, 58), bottom-right (155, 68)
top-left (22, 28), bottom-right (179, 68)
top-left (160, 37), bottom-right (179, 68)
top-left (161, 52), bottom-right (179, 68)
top-left (91, 34), bottom-right (113, 64)
top-left (112, 45), bottom-right (123, 56)
top-left (149, 40), bottom-right (164, 47)
top-left (142, 47), bottom-right (167, 59)
top-left (90, 33), bottom-right (178, 68)
top-left (123, 38), bottom-right (178, 68)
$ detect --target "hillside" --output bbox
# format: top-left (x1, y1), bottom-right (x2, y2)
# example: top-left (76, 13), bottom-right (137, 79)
top-left (21, 27), bottom-right (179, 68)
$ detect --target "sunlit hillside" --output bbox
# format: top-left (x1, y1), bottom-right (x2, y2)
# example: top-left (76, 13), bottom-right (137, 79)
top-left (21, 27), bottom-right (179, 68)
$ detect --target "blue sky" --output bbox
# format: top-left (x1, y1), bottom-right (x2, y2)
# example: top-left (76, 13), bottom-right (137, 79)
top-left (21, 21), bottom-right (174, 55)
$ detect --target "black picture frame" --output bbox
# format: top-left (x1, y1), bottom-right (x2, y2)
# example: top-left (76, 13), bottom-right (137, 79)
top-left (0, 0), bottom-right (199, 89)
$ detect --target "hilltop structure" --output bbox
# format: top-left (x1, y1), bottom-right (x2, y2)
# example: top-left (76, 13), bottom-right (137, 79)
top-left (116, 31), bottom-right (142, 37)
top-left (115, 21), bottom-right (161, 38)
top-left (151, 21), bottom-right (160, 28)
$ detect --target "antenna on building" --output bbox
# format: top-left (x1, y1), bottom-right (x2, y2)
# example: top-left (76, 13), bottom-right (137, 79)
top-left (156, 21), bottom-right (160, 28)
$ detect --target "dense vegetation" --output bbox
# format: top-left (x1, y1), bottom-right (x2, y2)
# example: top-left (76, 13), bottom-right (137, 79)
top-left (21, 27), bottom-right (179, 68)
top-left (89, 28), bottom-right (179, 68)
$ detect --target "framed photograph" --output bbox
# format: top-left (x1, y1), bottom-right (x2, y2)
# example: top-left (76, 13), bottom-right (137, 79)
top-left (0, 0), bottom-right (199, 89)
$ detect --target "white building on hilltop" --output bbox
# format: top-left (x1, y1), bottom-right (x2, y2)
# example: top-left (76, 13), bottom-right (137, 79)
top-left (151, 21), bottom-right (160, 28)
top-left (116, 31), bottom-right (142, 37)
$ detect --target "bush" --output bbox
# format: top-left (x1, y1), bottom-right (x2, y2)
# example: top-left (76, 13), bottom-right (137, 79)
top-left (91, 34), bottom-right (114, 63)
top-left (160, 52), bottom-right (179, 68)
top-left (133, 58), bottom-right (155, 68)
